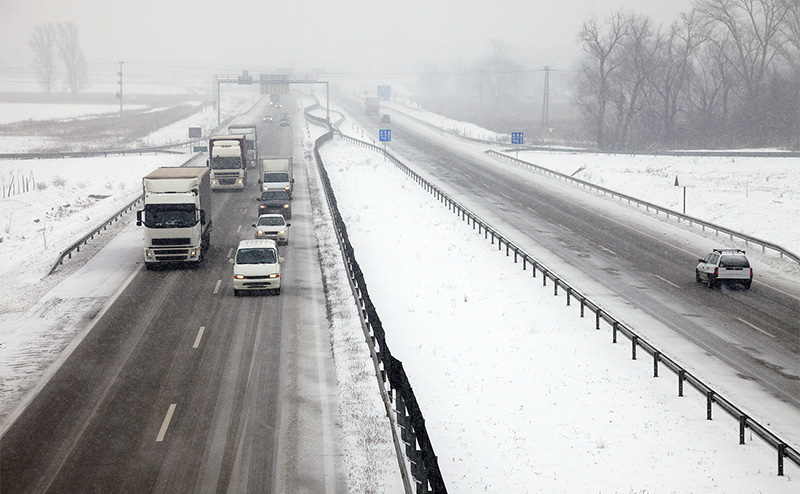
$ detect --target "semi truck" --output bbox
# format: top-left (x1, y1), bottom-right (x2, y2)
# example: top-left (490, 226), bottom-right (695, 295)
top-left (207, 135), bottom-right (247, 190)
top-left (365, 96), bottom-right (380, 115)
top-left (228, 123), bottom-right (258, 169)
top-left (259, 155), bottom-right (294, 197)
top-left (136, 167), bottom-right (212, 268)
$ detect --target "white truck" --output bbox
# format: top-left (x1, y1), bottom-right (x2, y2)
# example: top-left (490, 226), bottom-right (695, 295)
top-left (228, 123), bottom-right (258, 169)
top-left (207, 134), bottom-right (247, 191)
top-left (136, 167), bottom-right (212, 268)
top-left (259, 155), bottom-right (294, 197)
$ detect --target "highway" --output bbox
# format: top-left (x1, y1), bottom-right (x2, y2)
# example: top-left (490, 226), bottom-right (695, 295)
top-left (334, 92), bottom-right (800, 411)
top-left (0, 97), bottom-right (347, 493)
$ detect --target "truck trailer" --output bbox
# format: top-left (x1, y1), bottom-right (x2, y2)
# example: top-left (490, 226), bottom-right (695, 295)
top-left (365, 96), bottom-right (380, 115)
top-left (228, 123), bottom-right (258, 169)
top-left (207, 134), bottom-right (247, 190)
top-left (259, 155), bottom-right (294, 197)
top-left (136, 167), bottom-right (212, 268)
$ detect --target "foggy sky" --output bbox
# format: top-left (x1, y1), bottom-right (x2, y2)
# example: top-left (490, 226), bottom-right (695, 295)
top-left (0, 0), bottom-right (693, 83)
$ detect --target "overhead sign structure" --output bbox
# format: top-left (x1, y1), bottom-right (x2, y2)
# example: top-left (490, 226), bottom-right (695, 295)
top-left (378, 85), bottom-right (391, 101)
top-left (512, 132), bottom-right (524, 145)
top-left (379, 129), bottom-right (391, 142)
top-left (188, 126), bottom-right (202, 139)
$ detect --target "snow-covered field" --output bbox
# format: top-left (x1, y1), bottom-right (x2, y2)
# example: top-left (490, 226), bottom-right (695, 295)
top-left (0, 92), bottom-right (797, 492)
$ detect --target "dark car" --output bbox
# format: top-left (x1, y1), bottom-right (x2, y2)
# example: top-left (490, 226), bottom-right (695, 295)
top-left (257, 189), bottom-right (292, 219)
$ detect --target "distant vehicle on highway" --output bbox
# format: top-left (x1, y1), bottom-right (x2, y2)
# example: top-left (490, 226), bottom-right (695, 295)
top-left (381, 114), bottom-right (391, 124)
top-left (696, 248), bottom-right (752, 289)
top-left (231, 239), bottom-right (282, 296)
top-left (257, 189), bottom-right (292, 219)
top-left (263, 115), bottom-right (273, 122)
top-left (253, 214), bottom-right (290, 244)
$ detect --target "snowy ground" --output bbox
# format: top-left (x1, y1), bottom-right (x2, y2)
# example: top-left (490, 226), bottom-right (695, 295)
top-left (0, 93), bottom-right (797, 492)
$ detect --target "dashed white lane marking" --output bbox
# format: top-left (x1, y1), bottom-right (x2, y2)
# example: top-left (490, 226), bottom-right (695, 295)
top-left (156, 403), bottom-right (177, 442)
top-left (213, 279), bottom-right (222, 294)
top-left (193, 326), bottom-right (206, 348)
top-left (736, 317), bottom-right (776, 339)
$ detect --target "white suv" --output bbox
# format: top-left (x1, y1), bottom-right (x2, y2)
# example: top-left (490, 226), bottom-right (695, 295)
top-left (696, 249), bottom-right (752, 289)
top-left (231, 239), bottom-right (283, 296)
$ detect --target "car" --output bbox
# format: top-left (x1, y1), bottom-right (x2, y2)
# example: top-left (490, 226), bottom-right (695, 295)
top-left (253, 214), bottom-right (290, 244)
top-left (696, 248), bottom-right (752, 289)
top-left (230, 239), bottom-right (283, 296)
top-left (263, 115), bottom-right (273, 122)
top-left (279, 119), bottom-right (290, 127)
top-left (381, 114), bottom-right (391, 124)
top-left (280, 113), bottom-right (289, 121)
top-left (257, 189), bottom-right (292, 219)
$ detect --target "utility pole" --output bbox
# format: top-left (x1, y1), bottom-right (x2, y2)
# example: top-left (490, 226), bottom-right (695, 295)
top-left (541, 65), bottom-right (550, 128)
top-left (117, 61), bottom-right (124, 117)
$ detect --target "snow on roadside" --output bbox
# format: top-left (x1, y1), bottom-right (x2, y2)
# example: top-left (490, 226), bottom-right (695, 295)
top-left (318, 137), bottom-right (797, 493)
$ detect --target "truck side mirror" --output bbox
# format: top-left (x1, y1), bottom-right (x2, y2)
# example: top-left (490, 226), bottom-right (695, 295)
top-left (206, 158), bottom-right (210, 166)
top-left (136, 210), bottom-right (143, 226)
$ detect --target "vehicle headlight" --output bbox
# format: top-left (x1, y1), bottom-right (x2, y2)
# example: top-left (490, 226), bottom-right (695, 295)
top-left (278, 229), bottom-right (286, 235)
top-left (267, 273), bottom-right (280, 279)
top-left (234, 274), bottom-right (244, 279)
top-left (283, 204), bottom-right (289, 208)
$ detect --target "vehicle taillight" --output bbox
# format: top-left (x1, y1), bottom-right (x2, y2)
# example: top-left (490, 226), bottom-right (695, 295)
top-left (714, 267), bottom-right (718, 276)
top-left (749, 268), bottom-right (753, 279)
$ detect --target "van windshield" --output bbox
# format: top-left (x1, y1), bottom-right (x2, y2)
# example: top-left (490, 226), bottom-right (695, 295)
top-left (236, 247), bottom-right (277, 264)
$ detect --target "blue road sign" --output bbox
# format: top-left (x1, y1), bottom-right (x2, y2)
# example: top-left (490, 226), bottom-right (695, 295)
top-left (512, 132), bottom-right (524, 145)
top-left (378, 85), bottom-right (391, 101)
top-left (379, 129), bottom-right (391, 142)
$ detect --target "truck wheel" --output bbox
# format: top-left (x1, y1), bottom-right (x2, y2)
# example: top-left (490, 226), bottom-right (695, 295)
top-left (707, 276), bottom-right (717, 289)
top-left (695, 270), bottom-right (701, 283)
top-left (234, 289), bottom-right (241, 297)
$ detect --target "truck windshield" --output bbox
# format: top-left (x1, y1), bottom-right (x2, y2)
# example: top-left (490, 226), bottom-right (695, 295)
top-left (211, 156), bottom-right (242, 170)
top-left (236, 248), bottom-right (277, 264)
top-left (143, 204), bottom-right (197, 228)
top-left (263, 172), bottom-right (289, 182)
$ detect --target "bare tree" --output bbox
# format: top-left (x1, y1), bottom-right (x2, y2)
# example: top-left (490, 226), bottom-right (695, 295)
top-left (647, 11), bottom-right (703, 147)
top-left (56, 22), bottom-right (89, 93)
top-left (696, 0), bottom-right (791, 107)
top-left (28, 23), bottom-right (59, 93)
top-left (575, 11), bottom-right (632, 150)
top-left (474, 39), bottom-right (524, 104)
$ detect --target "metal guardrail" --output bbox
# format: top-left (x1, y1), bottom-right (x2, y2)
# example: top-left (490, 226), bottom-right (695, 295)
top-left (333, 132), bottom-right (799, 477)
top-left (306, 104), bottom-right (447, 493)
top-left (47, 153), bottom-right (205, 275)
top-left (487, 150), bottom-right (800, 266)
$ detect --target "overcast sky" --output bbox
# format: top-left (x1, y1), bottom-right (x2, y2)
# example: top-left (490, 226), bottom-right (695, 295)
top-left (0, 0), bottom-right (694, 84)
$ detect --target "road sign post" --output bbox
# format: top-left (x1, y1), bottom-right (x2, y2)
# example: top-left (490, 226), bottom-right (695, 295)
top-left (512, 132), bottom-right (523, 158)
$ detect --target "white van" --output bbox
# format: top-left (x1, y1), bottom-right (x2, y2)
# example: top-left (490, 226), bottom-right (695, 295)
top-left (230, 239), bottom-right (283, 295)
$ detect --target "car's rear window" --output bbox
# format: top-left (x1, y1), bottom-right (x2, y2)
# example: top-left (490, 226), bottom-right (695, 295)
top-left (720, 255), bottom-right (749, 268)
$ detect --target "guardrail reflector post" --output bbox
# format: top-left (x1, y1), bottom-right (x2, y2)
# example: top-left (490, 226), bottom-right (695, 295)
top-left (678, 370), bottom-right (685, 397)
top-left (612, 322), bottom-right (617, 343)
top-left (778, 443), bottom-right (786, 476)
top-left (596, 310), bottom-right (601, 330)
top-left (631, 335), bottom-right (638, 360)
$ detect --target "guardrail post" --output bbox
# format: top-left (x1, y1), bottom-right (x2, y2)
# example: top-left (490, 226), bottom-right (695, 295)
top-left (580, 299), bottom-right (584, 317)
top-left (739, 415), bottom-right (747, 445)
top-left (707, 391), bottom-right (714, 420)
top-left (778, 443), bottom-right (786, 476)
top-left (596, 310), bottom-right (601, 330)
top-left (553, 281), bottom-right (558, 296)
top-left (612, 322), bottom-right (618, 343)
top-left (631, 335), bottom-right (638, 360)
top-left (678, 370), bottom-right (685, 397)
top-left (653, 351), bottom-right (659, 377)
top-left (566, 288), bottom-right (571, 306)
